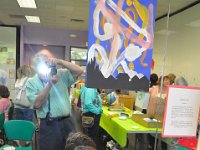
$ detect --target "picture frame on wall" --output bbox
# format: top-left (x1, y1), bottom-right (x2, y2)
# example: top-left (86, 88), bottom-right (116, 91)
top-left (9, 69), bottom-right (15, 79)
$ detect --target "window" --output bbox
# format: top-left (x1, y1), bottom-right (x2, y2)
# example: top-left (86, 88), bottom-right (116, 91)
top-left (70, 47), bottom-right (87, 68)
top-left (0, 25), bottom-right (20, 99)
top-left (70, 47), bottom-right (87, 61)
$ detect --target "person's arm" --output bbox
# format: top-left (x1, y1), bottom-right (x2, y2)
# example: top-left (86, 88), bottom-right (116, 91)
top-left (34, 82), bottom-right (52, 109)
top-left (57, 59), bottom-right (84, 79)
top-left (85, 101), bottom-right (101, 114)
top-left (3, 99), bottom-right (11, 121)
top-left (98, 94), bottom-right (102, 112)
top-left (34, 75), bottom-right (59, 109)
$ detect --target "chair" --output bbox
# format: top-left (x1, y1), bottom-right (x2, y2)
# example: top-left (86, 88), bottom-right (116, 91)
top-left (4, 120), bottom-right (36, 150)
top-left (0, 113), bottom-right (5, 147)
top-left (8, 102), bottom-right (14, 120)
top-left (0, 113), bottom-right (5, 132)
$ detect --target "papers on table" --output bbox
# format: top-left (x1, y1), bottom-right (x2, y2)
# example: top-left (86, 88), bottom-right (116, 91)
top-left (143, 118), bottom-right (160, 122)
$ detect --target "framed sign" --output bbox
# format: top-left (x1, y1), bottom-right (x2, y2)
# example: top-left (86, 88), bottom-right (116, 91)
top-left (162, 86), bottom-right (200, 137)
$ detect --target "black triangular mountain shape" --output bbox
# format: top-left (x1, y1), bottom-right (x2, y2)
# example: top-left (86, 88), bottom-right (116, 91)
top-left (86, 58), bottom-right (149, 92)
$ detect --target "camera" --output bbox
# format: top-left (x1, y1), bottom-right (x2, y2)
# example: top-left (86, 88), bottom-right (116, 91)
top-left (36, 62), bottom-right (57, 76)
top-left (49, 65), bottom-right (57, 76)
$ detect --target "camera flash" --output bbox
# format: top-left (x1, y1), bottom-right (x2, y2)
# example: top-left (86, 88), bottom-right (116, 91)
top-left (37, 63), bottom-right (51, 75)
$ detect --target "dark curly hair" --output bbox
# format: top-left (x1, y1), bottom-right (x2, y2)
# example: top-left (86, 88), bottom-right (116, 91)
top-left (0, 85), bottom-right (10, 98)
top-left (65, 132), bottom-right (96, 150)
top-left (150, 73), bottom-right (158, 87)
top-left (74, 146), bottom-right (96, 150)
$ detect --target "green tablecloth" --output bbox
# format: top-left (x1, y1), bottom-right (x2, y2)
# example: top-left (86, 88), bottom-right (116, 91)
top-left (99, 106), bottom-right (162, 147)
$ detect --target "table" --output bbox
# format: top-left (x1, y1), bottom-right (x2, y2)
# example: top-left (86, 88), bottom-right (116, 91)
top-left (99, 106), bottom-right (162, 147)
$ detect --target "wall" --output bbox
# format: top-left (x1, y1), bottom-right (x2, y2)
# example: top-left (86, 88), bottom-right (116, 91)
top-left (24, 44), bottom-right (65, 65)
top-left (153, 4), bottom-right (200, 86)
top-left (21, 4), bottom-right (200, 86)
top-left (0, 26), bottom-right (17, 99)
top-left (20, 26), bottom-right (24, 65)
top-left (22, 26), bottom-right (88, 62)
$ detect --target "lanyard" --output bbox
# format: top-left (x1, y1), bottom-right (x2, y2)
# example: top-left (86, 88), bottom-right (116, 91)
top-left (40, 79), bottom-right (51, 115)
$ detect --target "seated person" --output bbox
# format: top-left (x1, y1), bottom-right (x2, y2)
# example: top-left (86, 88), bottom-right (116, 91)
top-left (0, 85), bottom-right (11, 121)
top-left (65, 132), bottom-right (96, 150)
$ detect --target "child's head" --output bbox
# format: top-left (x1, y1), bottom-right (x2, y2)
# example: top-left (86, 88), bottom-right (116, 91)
top-left (0, 85), bottom-right (10, 98)
top-left (65, 132), bottom-right (96, 150)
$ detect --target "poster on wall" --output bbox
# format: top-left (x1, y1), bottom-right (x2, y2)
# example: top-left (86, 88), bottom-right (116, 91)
top-left (162, 86), bottom-right (200, 137)
top-left (0, 26), bottom-right (17, 99)
top-left (86, 0), bottom-right (157, 91)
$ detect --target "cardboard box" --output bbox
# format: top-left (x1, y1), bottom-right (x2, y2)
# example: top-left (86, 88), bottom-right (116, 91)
top-left (118, 94), bottom-right (135, 110)
top-left (132, 114), bottom-right (163, 128)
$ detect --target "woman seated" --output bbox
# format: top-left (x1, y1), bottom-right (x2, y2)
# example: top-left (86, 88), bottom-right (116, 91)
top-left (0, 85), bottom-right (11, 121)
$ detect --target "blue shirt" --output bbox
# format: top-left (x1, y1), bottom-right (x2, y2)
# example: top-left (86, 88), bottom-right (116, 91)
top-left (26, 68), bottom-right (75, 118)
top-left (80, 86), bottom-right (102, 115)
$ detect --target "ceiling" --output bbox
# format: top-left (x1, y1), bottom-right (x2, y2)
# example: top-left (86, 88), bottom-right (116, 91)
top-left (0, 0), bottom-right (199, 31)
top-left (0, 27), bottom-right (16, 49)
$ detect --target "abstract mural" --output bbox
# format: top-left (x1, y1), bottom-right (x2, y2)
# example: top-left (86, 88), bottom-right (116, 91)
top-left (86, 0), bottom-right (157, 91)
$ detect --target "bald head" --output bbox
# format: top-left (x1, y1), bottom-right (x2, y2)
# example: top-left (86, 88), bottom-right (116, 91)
top-left (32, 51), bottom-right (56, 81)
top-left (32, 50), bottom-right (54, 66)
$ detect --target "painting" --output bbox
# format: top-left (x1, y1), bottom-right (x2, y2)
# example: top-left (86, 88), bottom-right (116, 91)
top-left (86, 0), bottom-right (157, 91)
top-left (135, 91), bottom-right (150, 110)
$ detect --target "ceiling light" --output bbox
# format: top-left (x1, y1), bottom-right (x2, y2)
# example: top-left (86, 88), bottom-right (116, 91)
top-left (25, 16), bottom-right (40, 23)
top-left (17, 0), bottom-right (37, 8)
top-left (69, 34), bottom-right (77, 38)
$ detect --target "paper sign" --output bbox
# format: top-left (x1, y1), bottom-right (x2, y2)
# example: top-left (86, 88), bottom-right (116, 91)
top-left (135, 91), bottom-right (150, 110)
top-left (162, 86), bottom-right (200, 137)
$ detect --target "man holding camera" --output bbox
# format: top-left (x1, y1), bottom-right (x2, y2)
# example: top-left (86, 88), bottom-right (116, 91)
top-left (26, 51), bottom-right (83, 150)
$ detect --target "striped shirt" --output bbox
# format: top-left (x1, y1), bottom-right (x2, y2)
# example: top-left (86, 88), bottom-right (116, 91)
top-left (26, 69), bottom-right (75, 118)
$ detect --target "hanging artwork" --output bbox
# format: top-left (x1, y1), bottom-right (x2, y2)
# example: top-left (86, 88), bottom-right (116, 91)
top-left (86, 0), bottom-right (157, 91)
